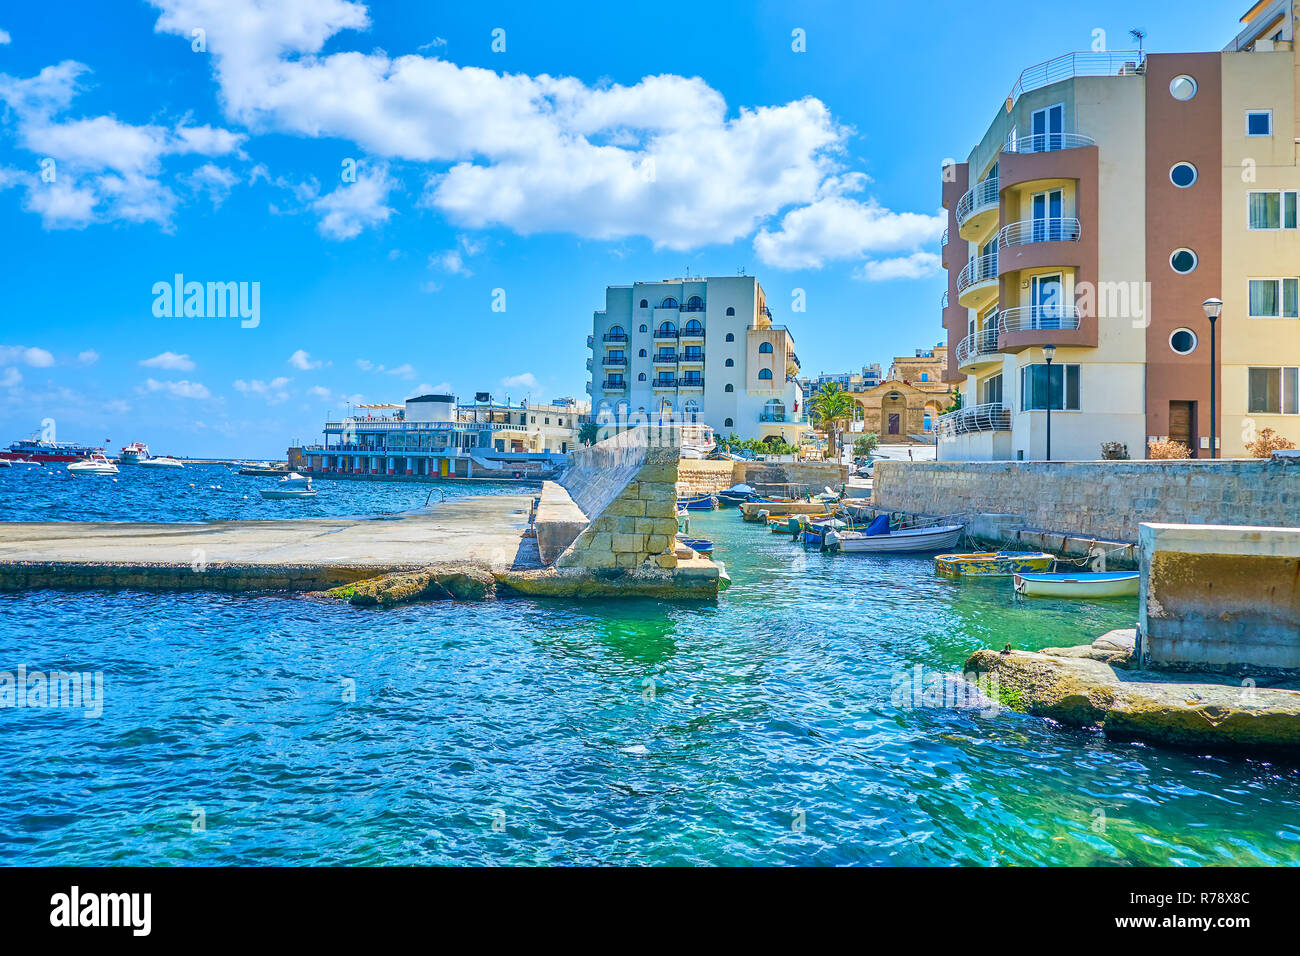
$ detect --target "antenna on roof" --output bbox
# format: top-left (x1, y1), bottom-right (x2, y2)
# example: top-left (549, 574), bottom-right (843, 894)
top-left (1129, 28), bottom-right (1146, 55)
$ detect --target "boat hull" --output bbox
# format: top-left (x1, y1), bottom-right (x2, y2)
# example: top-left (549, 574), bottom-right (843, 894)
top-left (1013, 572), bottom-right (1139, 598)
top-left (259, 489), bottom-right (318, 500)
top-left (740, 501), bottom-right (824, 521)
top-left (677, 495), bottom-right (717, 511)
top-left (935, 551), bottom-right (1055, 577)
top-left (832, 524), bottom-right (964, 554)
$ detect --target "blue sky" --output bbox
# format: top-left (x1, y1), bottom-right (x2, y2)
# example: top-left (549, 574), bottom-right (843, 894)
top-left (0, 0), bottom-right (1243, 457)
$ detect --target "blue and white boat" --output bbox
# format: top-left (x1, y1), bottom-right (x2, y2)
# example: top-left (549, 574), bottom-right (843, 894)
top-left (716, 483), bottom-right (758, 507)
top-left (1013, 571), bottom-right (1139, 598)
top-left (677, 493), bottom-right (717, 511)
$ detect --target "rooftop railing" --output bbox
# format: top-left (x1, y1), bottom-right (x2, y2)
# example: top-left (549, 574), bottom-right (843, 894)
top-left (1005, 51), bottom-right (1144, 109)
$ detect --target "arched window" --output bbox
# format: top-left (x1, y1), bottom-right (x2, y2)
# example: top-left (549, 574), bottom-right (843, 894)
top-left (684, 399), bottom-right (700, 418)
top-left (764, 399), bottom-right (785, 421)
top-left (639, 299), bottom-right (648, 308)
top-left (725, 332), bottom-right (735, 342)
top-left (759, 342), bottom-right (774, 354)
top-left (758, 368), bottom-right (774, 380)
top-left (657, 321), bottom-right (677, 336)
top-left (609, 325), bottom-right (626, 339)
top-left (725, 307), bottom-right (735, 316)
top-left (724, 417), bottom-right (734, 427)
top-left (686, 295), bottom-right (704, 311)
top-left (639, 324), bottom-right (648, 333)
top-left (724, 384), bottom-right (734, 392)
top-left (661, 297), bottom-right (679, 309)
top-left (683, 320), bottom-right (703, 336)
top-left (725, 358), bottom-right (734, 367)
top-left (638, 372), bottom-right (646, 381)
top-left (638, 348), bottom-right (647, 357)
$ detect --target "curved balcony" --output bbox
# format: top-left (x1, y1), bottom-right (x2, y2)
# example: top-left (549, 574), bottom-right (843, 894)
top-left (956, 177), bottom-right (999, 240)
top-left (998, 217), bottom-right (1081, 248)
top-left (956, 327), bottom-right (1002, 371)
top-left (936, 402), bottom-right (1011, 440)
top-left (1004, 132), bottom-right (1095, 155)
top-left (999, 304), bottom-right (1083, 332)
top-left (956, 251), bottom-right (999, 308)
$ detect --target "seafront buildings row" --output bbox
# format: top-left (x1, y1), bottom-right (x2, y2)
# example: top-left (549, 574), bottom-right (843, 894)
top-left (938, 0), bottom-right (1300, 460)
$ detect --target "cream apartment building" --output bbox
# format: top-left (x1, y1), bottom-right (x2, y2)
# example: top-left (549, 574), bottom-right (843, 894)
top-left (585, 275), bottom-right (807, 443)
top-left (939, 0), bottom-right (1300, 460)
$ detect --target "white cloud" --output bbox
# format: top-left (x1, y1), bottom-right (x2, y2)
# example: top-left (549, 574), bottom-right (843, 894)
top-left (184, 162), bottom-right (240, 207)
top-left (413, 381), bottom-right (450, 395)
top-left (311, 163), bottom-right (395, 239)
top-left (306, 385), bottom-right (332, 400)
top-left (0, 345), bottom-right (55, 367)
top-left (854, 252), bottom-right (942, 281)
top-left (501, 372), bottom-right (540, 391)
top-left (147, 0), bottom-right (852, 251)
top-left (0, 60), bottom-right (244, 229)
top-left (754, 195), bottom-right (944, 271)
top-left (77, 349), bottom-right (100, 365)
top-left (143, 378), bottom-right (211, 399)
top-left (288, 349), bottom-right (324, 370)
top-left (1, 368), bottom-right (20, 388)
top-left (387, 363), bottom-right (415, 379)
top-left (233, 376), bottom-right (291, 403)
top-left (428, 234), bottom-right (484, 276)
top-left (140, 351), bottom-right (195, 371)
top-left (0, 30), bottom-right (11, 46)
top-left (356, 358), bottom-right (413, 376)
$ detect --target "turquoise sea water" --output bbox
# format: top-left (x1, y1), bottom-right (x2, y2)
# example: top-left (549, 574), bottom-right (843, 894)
top-left (2, 465), bottom-right (1299, 866)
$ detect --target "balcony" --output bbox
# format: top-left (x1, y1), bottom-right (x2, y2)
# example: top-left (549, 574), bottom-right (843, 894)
top-left (652, 352), bottom-right (677, 364)
top-left (999, 304), bottom-right (1083, 332)
top-left (653, 328), bottom-right (679, 340)
top-left (602, 332), bottom-right (628, 343)
top-left (936, 402), bottom-right (1011, 440)
top-left (586, 334), bottom-right (594, 349)
top-left (601, 380), bottom-right (627, 392)
top-left (956, 327), bottom-right (1002, 371)
top-left (585, 358), bottom-right (592, 371)
top-left (1004, 131), bottom-right (1096, 154)
top-left (956, 177), bottom-right (1000, 240)
top-left (651, 377), bottom-right (677, 390)
top-left (678, 350), bottom-right (705, 364)
top-left (678, 377), bottom-right (704, 390)
top-left (998, 217), bottom-right (1081, 248)
top-left (602, 356), bottom-right (628, 368)
top-left (941, 290), bottom-right (949, 310)
top-left (678, 327), bottom-right (705, 340)
top-left (759, 411), bottom-right (793, 423)
top-left (956, 251), bottom-right (999, 308)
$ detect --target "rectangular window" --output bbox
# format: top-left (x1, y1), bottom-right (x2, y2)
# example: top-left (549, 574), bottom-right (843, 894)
top-left (1019, 363), bottom-right (1080, 411)
top-left (1247, 109), bottom-right (1273, 136)
top-left (1249, 278), bottom-right (1300, 317)
top-left (1248, 191), bottom-right (1299, 229)
top-left (980, 373), bottom-right (1003, 406)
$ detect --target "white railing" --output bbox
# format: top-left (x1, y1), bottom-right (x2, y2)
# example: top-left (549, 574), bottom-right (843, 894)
top-left (941, 290), bottom-right (949, 310)
top-left (936, 402), bottom-right (1012, 439)
top-left (1004, 131), bottom-right (1096, 154)
top-left (940, 228), bottom-right (949, 253)
top-left (999, 304), bottom-right (1083, 332)
top-left (1006, 51), bottom-right (1144, 108)
top-left (956, 327), bottom-right (1002, 367)
top-left (956, 177), bottom-right (999, 228)
top-left (998, 217), bottom-right (1081, 247)
top-left (956, 251), bottom-right (998, 295)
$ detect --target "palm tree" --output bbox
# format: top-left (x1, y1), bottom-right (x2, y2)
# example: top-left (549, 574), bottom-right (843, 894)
top-left (808, 382), bottom-right (857, 462)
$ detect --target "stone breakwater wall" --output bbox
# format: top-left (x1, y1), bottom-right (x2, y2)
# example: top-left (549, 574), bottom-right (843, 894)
top-left (675, 458), bottom-right (848, 495)
top-left (873, 458), bottom-right (1300, 544)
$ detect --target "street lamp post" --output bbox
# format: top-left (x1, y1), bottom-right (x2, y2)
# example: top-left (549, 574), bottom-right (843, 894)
top-left (1202, 298), bottom-right (1223, 459)
top-left (1042, 344), bottom-right (1057, 461)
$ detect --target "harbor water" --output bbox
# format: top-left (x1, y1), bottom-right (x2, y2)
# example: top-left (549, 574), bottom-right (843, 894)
top-left (2, 466), bottom-right (1299, 865)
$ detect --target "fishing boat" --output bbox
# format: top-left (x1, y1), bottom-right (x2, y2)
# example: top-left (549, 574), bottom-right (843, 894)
top-left (1013, 571), bottom-right (1139, 598)
top-left (677, 493), bottom-right (717, 511)
top-left (138, 456), bottom-right (185, 469)
top-left (716, 483), bottom-right (758, 507)
top-left (677, 537), bottom-right (714, 556)
top-left (826, 514), bottom-right (964, 554)
top-left (934, 551), bottom-right (1055, 578)
top-left (67, 453), bottom-right (119, 475)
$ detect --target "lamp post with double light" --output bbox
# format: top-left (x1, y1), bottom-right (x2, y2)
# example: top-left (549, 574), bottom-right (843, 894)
top-left (1042, 344), bottom-right (1057, 461)
top-left (1202, 297), bottom-right (1222, 459)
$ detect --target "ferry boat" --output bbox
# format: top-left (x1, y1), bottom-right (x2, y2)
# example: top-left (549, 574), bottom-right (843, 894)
top-left (118, 442), bottom-right (150, 464)
top-left (2, 437), bottom-right (104, 464)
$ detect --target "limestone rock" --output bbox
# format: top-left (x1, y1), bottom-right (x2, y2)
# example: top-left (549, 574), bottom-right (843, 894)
top-left (332, 564), bottom-right (497, 606)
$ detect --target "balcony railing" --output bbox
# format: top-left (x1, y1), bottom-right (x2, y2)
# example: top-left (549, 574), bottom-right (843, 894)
top-left (956, 177), bottom-right (999, 229)
top-left (602, 380), bottom-right (627, 391)
top-left (585, 358), bottom-right (592, 371)
top-left (681, 304), bottom-right (705, 312)
top-left (1004, 131), bottom-right (1096, 154)
top-left (940, 228), bottom-right (949, 253)
top-left (1005, 51), bottom-right (1144, 110)
top-left (652, 378), bottom-right (677, 388)
top-left (586, 335), bottom-right (593, 349)
top-left (936, 402), bottom-right (1012, 439)
top-left (941, 290), bottom-right (949, 310)
top-left (652, 352), bottom-right (677, 363)
top-left (678, 377), bottom-right (705, 389)
top-left (678, 351), bottom-right (705, 363)
top-left (602, 333), bottom-right (628, 342)
top-left (999, 304), bottom-right (1083, 332)
top-left (956, 327), bottom-right (1002, 367)
top-left (956, 252), bottom-right (998, 295)
top-left (759, 411), bottom-right (791, 422)
top-left (602, 356), bottom-right (628, 367)
top-left (999, 217), bottom-right (1081, 247)
top-left (678, 327), bottom-right (705, 339)
top-left (653, 329), bottom-right (679, 340)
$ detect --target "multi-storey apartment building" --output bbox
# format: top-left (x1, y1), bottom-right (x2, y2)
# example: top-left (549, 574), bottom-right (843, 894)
top-left (585, 276), bottom-right (806, 442)
top-left (801, 364), bottom-right (883, 403)
top-left (939, 1), bottom-right (1300, 460)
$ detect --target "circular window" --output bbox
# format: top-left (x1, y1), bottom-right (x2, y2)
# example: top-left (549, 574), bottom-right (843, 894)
top-left (1169, 75), bottom-right (1197, 101)
top-left (1170, 248), bottom-right (1198, 274)
top-left (1169, 162), bottom-right (1198, 188)
top-left (1170, 328), bottom-right (1198, 355)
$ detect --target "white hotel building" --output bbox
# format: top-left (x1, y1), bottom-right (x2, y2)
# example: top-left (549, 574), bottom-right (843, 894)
top-left (585, 276), bottom-right (807, 442)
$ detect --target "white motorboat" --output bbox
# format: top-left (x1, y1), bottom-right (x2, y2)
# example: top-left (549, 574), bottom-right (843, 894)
top-left (68, 453), bottom-right (119, 475)
top-left (1013, 571), bottom-right (1140, 598)
top-left (259, 488), bottom-right (318, 500)
top-left (138, 456), bottom-right (185, 469)
top-left (826, 523), bottom-right (964, 554)
top-left (118, 441), bottom-right (150, 464)
top-left (0, 458), bottom-right (10, 468)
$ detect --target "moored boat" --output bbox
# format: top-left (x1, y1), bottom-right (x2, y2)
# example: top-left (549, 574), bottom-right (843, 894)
top-left (67, 453), bottom-right (119, 475)
top-left (677, 493), bottom-right (717, 511)
top-left (1013, 571), bottom-right (1139, 598)
top-left (118, 441), bottom-right (150, 465)
top-left (935, 551), bottom-right (1055, 578)
top-left (826, 521), bottom-right (964, 554)
top-left (740, 500), bottom-right (826, 522)
top-left (716, 483), bottom-right (758, 507)
top-left (3, 437), bottom-right (104, 464)
top-left (138, 456), bottom-right (185, 468)
top-left (677, 537), bottom-right (714, 556)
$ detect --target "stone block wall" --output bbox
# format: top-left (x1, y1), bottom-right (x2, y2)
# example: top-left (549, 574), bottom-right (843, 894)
top-left (677, 459), bottom-right (737, 494)
top-left (874, 459), bottom-right (1300, 544)
top-left (741, 461), bottom-right (848, 494)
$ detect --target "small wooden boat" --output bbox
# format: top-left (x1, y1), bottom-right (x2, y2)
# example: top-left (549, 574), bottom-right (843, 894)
top-left (935, 551), bottom-right (1055, 578)
top-left (716, 483), bottom-right (758, 507)
top-left (1013, 571), bottom-right (1139, 598)
top-left (740, 500), bottom-right (826, 522)
top-left (677, 493), bottom-right (717, 511)
top-left (677, 537), bottom-right (714, 556)
top-left (826, 523), bottom-right (964, 554)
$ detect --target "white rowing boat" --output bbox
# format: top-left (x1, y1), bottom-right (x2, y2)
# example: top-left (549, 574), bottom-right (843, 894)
top-left (1013, 571), bottom-right (1139, 598)
top-left (826, 523), bottom-right (964, 554)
